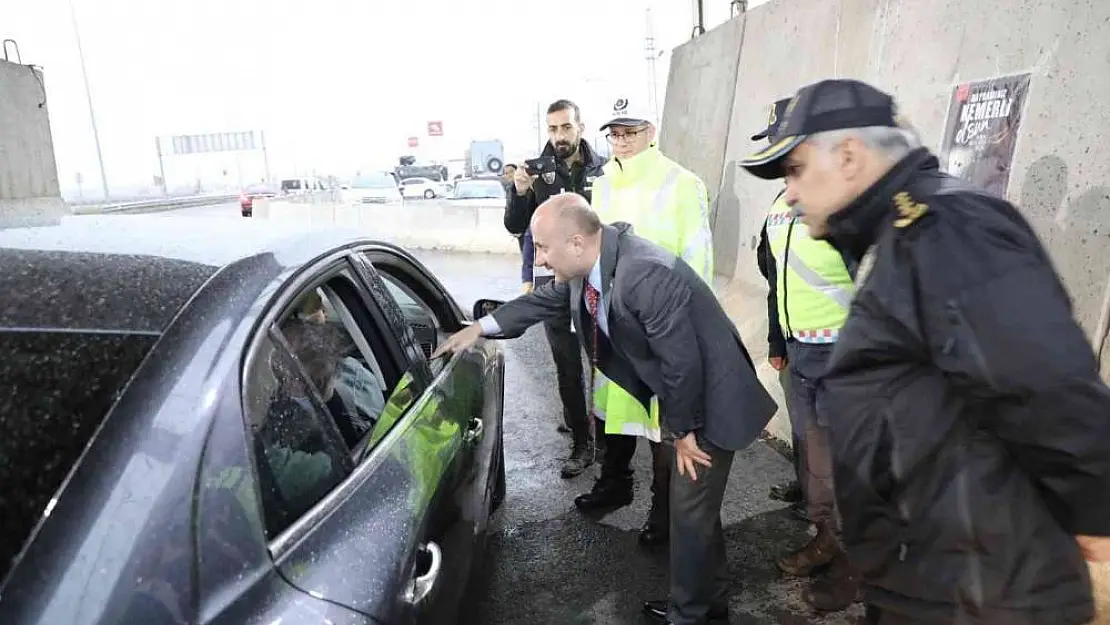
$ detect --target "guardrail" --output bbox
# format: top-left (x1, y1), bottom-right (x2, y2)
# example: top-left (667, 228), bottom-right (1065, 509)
top-left (70, 194), bottom-right (240, 215)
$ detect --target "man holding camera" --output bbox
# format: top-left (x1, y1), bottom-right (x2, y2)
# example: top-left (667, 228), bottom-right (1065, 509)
top-left (504, 98), bottom-right (608, 478)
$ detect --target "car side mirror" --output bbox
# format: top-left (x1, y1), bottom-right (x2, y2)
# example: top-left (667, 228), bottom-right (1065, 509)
top-left (472, 299), bottom-right (505, 320)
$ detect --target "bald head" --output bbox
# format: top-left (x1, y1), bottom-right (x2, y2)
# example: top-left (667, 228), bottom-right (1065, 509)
top-left (530, 192), bottom-right (603, 281)
top-left (532, 192), bottom-right (602, 237)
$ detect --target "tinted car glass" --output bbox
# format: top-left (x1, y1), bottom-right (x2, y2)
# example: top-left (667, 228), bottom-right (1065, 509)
top-left (245, 328), bottom-right (352, 540)
top-left (0, 330), bottom-right (157, 581)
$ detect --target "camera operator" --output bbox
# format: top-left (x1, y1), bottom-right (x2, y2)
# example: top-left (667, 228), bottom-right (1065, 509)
top-left (504, 99), bottom-right (607, 478)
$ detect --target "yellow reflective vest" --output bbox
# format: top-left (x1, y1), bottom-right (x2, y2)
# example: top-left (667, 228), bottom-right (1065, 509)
top-left (765, 193), bottom-right (853, 341)
top-left (590, 145), bottom-right (714, 442)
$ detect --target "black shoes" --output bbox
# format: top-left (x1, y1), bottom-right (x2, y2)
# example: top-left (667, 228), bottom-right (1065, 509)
top-left (573, 478), bottom-right (633, 512)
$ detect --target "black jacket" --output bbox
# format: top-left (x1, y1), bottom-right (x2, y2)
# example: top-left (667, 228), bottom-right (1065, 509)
top-left (502, 139), bottom-right (607, 235)
top-left (822, 148), bottom-right (1110, 624)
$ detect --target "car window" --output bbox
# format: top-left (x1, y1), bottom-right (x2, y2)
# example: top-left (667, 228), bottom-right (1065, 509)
top-left (374, 270), bottom-right (451, 373)
top-left (243, 273), bottom-right (404, 539)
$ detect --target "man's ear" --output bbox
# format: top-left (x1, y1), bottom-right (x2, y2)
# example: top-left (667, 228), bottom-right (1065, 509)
top-left (840, 136), bottom-right (868, 180)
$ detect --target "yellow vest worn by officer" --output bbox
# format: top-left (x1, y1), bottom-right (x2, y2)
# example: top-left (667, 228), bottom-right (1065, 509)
top-left (764, 193), bottom-right (853, 341)
top-left (590, 145), bottom-right (714, 441)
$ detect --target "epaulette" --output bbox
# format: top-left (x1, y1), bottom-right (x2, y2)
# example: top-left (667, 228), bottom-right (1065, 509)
top-left (892, 191), bottom-right (929, 229)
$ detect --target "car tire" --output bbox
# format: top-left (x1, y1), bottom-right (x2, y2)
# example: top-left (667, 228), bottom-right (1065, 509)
top-left (486, 157), bottom-right (503, 173)
top-left (241, 210), bottom-right (252, 217)
top-left (423, 189), bottom-right (435, 199)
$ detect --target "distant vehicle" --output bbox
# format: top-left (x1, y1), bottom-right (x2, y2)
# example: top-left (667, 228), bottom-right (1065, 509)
top-left (464, 140), bottom-right (505, 176)
top-left (239, 183), bottom-right (278, 217)
top-left (447, 179), bottom-right (508, 210)
top-left (280, 177), bottom-right (326, 195)
top-left (399, 177), bottom-right (447, 200)
top-left (343, 173), bottom-right (402, 205)
top-left (0, 214), bottom-right (506, 625)
top-left (395, 164), bottom-right (448, 183)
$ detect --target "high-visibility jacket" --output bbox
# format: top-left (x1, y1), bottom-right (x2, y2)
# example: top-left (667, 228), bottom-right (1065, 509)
top-left (589, 145), bottom-right (713, 442)
top-left (764, 194), bottom-right (853, 342)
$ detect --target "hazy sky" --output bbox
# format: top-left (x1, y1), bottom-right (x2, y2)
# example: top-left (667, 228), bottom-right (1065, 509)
top-left (1, 0), bottom-right (761, 194)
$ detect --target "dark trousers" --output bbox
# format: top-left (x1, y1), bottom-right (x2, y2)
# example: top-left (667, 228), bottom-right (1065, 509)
top-left (669, 434), bottom-right (734, 625)
top-left (784, 341), bottom-right (838, 527)
top-left (598, 425), bottom-right (671, 522)
top-left (542, 312), bottom-right (589, 445)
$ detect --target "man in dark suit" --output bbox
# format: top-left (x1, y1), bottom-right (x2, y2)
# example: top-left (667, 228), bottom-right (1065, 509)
top-left (435, 192), bottom-right (778, 625)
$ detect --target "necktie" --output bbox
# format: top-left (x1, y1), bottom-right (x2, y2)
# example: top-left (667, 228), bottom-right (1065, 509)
top-left (584, 282), bottom-right (601, 422)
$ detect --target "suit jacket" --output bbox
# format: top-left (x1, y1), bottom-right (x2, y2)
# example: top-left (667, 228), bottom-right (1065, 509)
top-left (490, 222), bottom-right (777, 452)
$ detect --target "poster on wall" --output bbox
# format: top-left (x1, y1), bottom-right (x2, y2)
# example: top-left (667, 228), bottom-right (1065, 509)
top-left (938, 72), bottom-right (1032, 198)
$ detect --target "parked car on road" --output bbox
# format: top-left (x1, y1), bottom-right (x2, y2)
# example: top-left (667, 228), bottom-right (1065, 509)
top-left (343, 173), bottom-right (403, 205)
top-left (0, 215), bottom-right (506, 625)
top-left (399, 177), bottom-right (448, 200)
top-left (239, 183), bottom-right (278, 216)
top-left (448, 179), bottom-right (508, 208)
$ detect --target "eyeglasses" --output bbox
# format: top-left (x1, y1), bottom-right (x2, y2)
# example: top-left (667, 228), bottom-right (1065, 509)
top-left (605, 128), bottom-right (648, 144)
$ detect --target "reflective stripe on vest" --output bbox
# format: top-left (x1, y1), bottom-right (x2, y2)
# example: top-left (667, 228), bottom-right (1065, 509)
top-left (765, 195), bottom-right (853, 340)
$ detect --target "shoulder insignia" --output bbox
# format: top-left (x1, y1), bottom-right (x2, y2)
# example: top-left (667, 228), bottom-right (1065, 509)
top-left (893, 191), bottom-right (928, 228)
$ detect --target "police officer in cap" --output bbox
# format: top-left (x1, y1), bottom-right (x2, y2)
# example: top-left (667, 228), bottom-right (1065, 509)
top-left (739, 78), bottom-right (1110, 624)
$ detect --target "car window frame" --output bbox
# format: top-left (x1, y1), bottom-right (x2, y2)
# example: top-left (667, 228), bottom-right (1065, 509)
top-left (352, 247), bottom-right (467, 332)
top-left (239, 253), bottom-right (414, 550)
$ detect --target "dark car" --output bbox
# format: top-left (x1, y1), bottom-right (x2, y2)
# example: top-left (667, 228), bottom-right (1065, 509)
top-left (240, 183), bottom-right (278, 217)
top-left (0, 214), bottom-right (506, 625)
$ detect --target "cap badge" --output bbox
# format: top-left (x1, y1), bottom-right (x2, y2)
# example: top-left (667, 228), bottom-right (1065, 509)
top-left (613, 98), bottom-right (629, 115)
top-left (779, 96), bottom-right (799, 134)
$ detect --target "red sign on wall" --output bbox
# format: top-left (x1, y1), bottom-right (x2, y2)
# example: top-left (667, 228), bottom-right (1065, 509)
top-left (427, 121), bottom-right (443, 137)
top-left (407, 136), bottom-right (419, 148)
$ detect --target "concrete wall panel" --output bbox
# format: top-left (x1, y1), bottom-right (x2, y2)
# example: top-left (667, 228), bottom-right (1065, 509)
top-left (664, 0), bottom-right (1110, 441)
top-left (0, 59), bottom-right (65, 224)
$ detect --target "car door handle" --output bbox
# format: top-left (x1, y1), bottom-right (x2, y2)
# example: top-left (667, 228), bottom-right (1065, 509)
top-left (464, 417), bottom-right (484, 443)
top-left (405, 541), bottom-right (442, 606)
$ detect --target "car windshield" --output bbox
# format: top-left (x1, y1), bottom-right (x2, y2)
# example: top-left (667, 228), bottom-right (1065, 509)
top-left (280, 179), bottom-right (301, 191)
top-left (452, 181), bottom-right (505, 199)
top-left (351, 175), bottom-right (396, 189)
top-left (0, 330), bottom-right (158, 581)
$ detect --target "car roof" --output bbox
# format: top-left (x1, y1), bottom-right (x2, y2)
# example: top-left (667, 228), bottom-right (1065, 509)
top-left (0, 214), bottom-right (378, 334)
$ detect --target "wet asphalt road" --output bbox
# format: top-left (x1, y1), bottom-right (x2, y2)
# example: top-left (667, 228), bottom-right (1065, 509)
top-left (408, 250), bottom-right (865, 625)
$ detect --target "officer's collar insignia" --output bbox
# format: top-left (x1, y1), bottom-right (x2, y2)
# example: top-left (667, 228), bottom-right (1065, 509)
top-left (542, 171), bottom-right (557, 185)
top-left (893, 191), bottom-right (928, 228)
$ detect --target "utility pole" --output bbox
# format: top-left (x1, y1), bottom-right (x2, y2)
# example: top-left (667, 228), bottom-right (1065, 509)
top-left (154, 137), bottom-right (167, 195)
top-left (645, 8), bottom-right (661, 124)
top-left (534, 102), bottom-right (544, 153)
top-left (68, 0), bottom-right (109, 200)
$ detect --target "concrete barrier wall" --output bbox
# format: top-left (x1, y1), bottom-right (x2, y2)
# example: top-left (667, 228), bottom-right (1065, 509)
top-left (0, 59), bottom-right (66, 226)
top-left (661, 0), bottom-right (1110, 443)
top-left (661, 0), bottom-right (1110, 616)
top-left (259, 199), bottom-right (520, 256)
